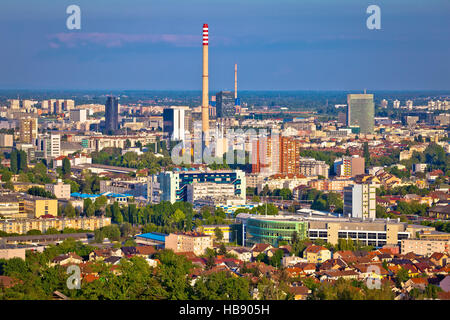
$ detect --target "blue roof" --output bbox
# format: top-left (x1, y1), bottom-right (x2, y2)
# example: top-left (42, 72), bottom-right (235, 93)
top-left (71, 192), bottom-right (100, 199)
top-left (136, 232), bottom-right (168, 242)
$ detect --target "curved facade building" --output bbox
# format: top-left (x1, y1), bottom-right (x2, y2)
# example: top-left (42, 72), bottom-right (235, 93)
top-left (246, 217), bottom-right (308, 246)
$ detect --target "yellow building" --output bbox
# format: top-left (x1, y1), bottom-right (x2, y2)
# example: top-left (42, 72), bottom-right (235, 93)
top-left (303, 245), bottom-right (331, 264)
top-left (195, 225), bottom-right (232, 242)
top-left (23, 195), bottom-right (58, 218)
top-left (0, 216), bottom-right (111, 234)
top-left (0, 194), bottom-right (26, 219)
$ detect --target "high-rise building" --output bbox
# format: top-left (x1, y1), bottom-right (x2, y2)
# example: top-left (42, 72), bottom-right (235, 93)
top-left (343, 184), bottom-right (377, 219)
top-left (347, 93), bottom-right (374, 134)
top-left (105, 96), bottom-right (119, 134)
top-left (216, 91), bottom-right (235, 118)
top-left (252, 135), bottom-right (280, 176)
top-left (19, 118), bottom-right (38, 144)
top-left (393, 99), bottom-right (400, 109)
top-left (163, 106), bottom-right (187, 142)
top-left (280, 136), bottom-right (302, 175)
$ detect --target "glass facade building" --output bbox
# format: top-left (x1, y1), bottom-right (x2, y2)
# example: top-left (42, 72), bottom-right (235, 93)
top-left (347, 94), bottom-right (374, 134)
top-left (105, 96), bottom-right (119, 134)
top-left (216, 91), bottom-right (235, 118)
top-left (246, 218), bottom-right (308, 246)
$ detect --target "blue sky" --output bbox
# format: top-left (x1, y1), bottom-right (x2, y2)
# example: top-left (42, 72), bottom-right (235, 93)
top-left (0, 0), bottom-right (449, 90)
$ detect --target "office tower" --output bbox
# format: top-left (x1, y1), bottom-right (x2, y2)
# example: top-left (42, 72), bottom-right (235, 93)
top-left (163, 106), bottom-right (187, 142)
top-left (105, 96), bottom-right (119, 134)
top-left (20, 118), bottom-right (38, 144)
top-left (381, 99), bottom-right (388, 108)
top-left (279, 136), bottom-right (302, 175)
top-left (347, 93), bottom-right (374, 134)
top-left (201, 23), bottom-right (209, 144)
top-left (234, 64), bottom-right (241, 113)
top-left (216, 91), bottom-right (235, 118)
top-left (337, 112), bottom-right (347, 125)
top-left (343, 184), bottom-right (377, 219)
top-left (334, 155), bottom-right (365, 177)
top-left (70, 109), bottom-right (87, 122)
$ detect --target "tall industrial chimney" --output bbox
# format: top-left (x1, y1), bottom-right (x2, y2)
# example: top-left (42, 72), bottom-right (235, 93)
top-left (201, 24), bottom-right (209, 145)
top-left (234, 63), bottom-right (238, 99)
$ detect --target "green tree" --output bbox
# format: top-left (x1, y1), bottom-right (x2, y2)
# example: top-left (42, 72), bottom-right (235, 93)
top-left (214, 227), bottom-right (224, 242)
top-left (62, 158), bottom-right (71, 176)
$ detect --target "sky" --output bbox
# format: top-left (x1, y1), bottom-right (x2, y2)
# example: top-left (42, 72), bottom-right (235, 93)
top-left (0, 0), bottom-right (449, 91)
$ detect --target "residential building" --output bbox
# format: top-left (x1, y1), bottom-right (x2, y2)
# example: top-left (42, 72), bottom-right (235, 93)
top-left (45, 180), bottom-right (71, 199)
top-left (304, 245), bottom-right (332, 264)
top-left (164, 232), bottom-right (213, 256)
top-left (19, 118), bottom-right (38, 144)
top-left (0, 134), bottom-right (13, 147)
top-left (70, 109), bottom-right (87, 123)
top-left (335, 155), bottom-right (365, 177)
top-left (0, 216), bottom-right (111, 234)
top-left (195, 225), bottom-right (232, 242)
top-left (298, 157), bottom-right (329, 178)
top-left (401, 239), bottom-right (450, 256)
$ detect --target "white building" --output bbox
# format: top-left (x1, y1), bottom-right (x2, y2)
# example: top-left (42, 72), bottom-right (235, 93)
top-left (343, 184), bottom-right (377, 219)
top-left (70, 109), bottom-right (87, 123)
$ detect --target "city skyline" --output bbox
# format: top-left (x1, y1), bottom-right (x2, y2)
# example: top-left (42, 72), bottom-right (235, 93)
top-left (0, 0), bottom-right (449, 91)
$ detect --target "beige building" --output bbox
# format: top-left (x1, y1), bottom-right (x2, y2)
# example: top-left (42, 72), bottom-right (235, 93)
top-left (186, 182), bottom-right (235, 203)
top-left (401, 239), bottom-right (450, 256)
top-left (165, 232), bottom-right (213, 256)
top-left (45, 180), bottom-right (71, 199)
top-left (0, 194), bottom-right (26, 219)
top-left (0, 216), bottom-right (111, 234)
top-left (20, 118), bottom-right (38, 144)
top-left (0, 134), bottom-right (13, 147)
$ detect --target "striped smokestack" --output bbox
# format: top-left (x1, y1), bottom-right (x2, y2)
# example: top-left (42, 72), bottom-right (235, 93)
top-left (201, 23), bottom-right (209, 145)
top-left (234, 63), bottom-right (237, 99)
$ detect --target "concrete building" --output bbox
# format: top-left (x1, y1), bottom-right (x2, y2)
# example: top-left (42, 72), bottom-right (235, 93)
top-left (335, 156), bottom-right (365, 177)
top-left (186, 182), bottom-right (236, 203)
top-left (298, 157), bottom-right (329, 179)
top-left (0, 216), bottom-right (111, 235)
top-left (70, 109), bottom-right (87, 123)
top-left (159, 169), bottom-right (246, 203)
top-left (45, 180), bottom-right (71, 199)
top-left (19, 118), bottom-right (38, 144)
top-left (164, 232), bottom-right (213, 256)
top-left (401, 239), bottom-right (450, 256)
top-left (343, 184), bottom-right (377, 219)
top-left (100, 179), bottom-right (147, 198)
top-left (236, 212), bottom-right (416, 248)
top-left (163, 106), bottom-right (187, 142)
top-left (0, 134), bottom-right (13, 147)
top-left (36, 133), bottom-right (61, 159)
top-left (347, 93), bottom-right (374, 134)
top-left (195, 225), bottom-right (233, 242)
